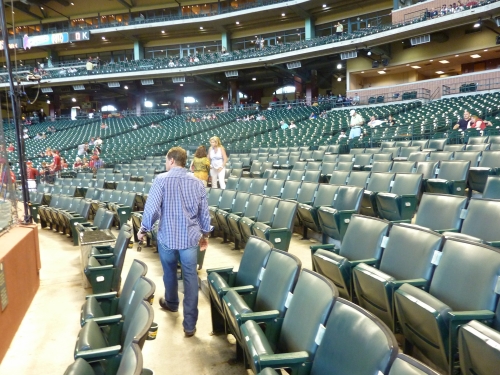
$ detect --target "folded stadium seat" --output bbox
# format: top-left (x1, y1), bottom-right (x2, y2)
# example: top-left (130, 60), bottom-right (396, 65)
top-left (236, 177), bottom-right (253, 192)
top-left (299, 150), bottom-right (313, 161)
top-left (81, 274), bottom-right (154, 331)
top-left (352, 153), bottom-right (373, 170)
top-left (74, 300), bottom-right (153, 362)
top-left (391, 161), bottom-right (416, 173)
top-left (273, 169), bottom-right (290, 181)
top-left (489, 143), bottom-right (500, 151)
top-left (319, 162), bottom-right (336, 182)
top-left (288, 169), bottom-right (305, 182)
top-left (275, 298), bottom-right (398, 375)
top-left (443, 198), bottom-right (500, 247)
top-left (240, 269), bottom-right (337, 375)
top-left (365, 147), bottom-right (382, 154)
top-left (425, 139), bottom-right (448, 152)
top-left (466, 143), bottom-right (490, 152)
top-left (311, 150), bottom-right (325, 161)
top-left (311, 214), bottom-right (390, 300)
top-left (317, 185), bottom-right (364, 243)
top-left (84, 226), bottom-right (132, 294)
top-left (302, 170), bottom-right (321, 183)
top-left (411, 139), bottom-right (430, 149)
top-left (349, 148), bottom-right (365, 155)
top-left (381, 141), bottom-right (396, 148)
top-left (376, 173), bottom-right (423, 222)
top-left (444, 144), bottom-right (466, 152)
top-left (425, 160), bottom-right (470, 196)
top-left (28, 191), bottom-right (45, 223)
top-left (467, 135), bottom-right (489, 145)
top-left (353, 223), bottom-right (444, 332)
top-left (361, 172), bottom-right (396, 217)
top-left (38, 194), bottom-right (62, 230)
top-left (458, 320), bottom-right (500, 375)
top-left (297, 184), bottom-right (340, 239)
top-left (394, 239), bottom-right (500, 374)
top-left (468, 151), bottom-right (500, 193)
top-left (208, 189), bottom-right (237, 234)
top-left (214, 191), bottom-right (250, 242)
top-left (346, 170), bottom-right (371, 189)
top-left (263, 179), bottom-right (285, 198)
top-left (80, 259), bottom-right (148, 326)
top-left (242, 161), bottom-right (261, 178)
top-left (64, 342), bottom-right (144, 375)
top-left (335, 161), bottom-right (355, 172)
top-left (273, 154), bottom-right (289, 169)
top-left (90, 189), bottom-right (118, 217)
top-left (226, 194), bottom-right (264, 250)
top-left (76, 207), bottom-right (114, 234)
top-left (239, 197), bottom-right (280, 246)
top-left (63, 199), bottom-right (92, 244)
top-left (388, 354), bottom-right (441, 375)
top-left (225, 176), bottom-right (240, 190)
top-left (108, 191), bottom-right (137, 228)
top-left (428, 151), bottom-right (454, 162)
top-left (247, 178), bottom-right (267, 195)
top-left (337, 154), bottom-right (354, 163)
top-left (261, 169), bottom-right (275, 179)
top-left (369, 161), bottom-right (393, 173)
top-left (395, 141), bottom-right (411, 147)
top-left (325, 144), bottom-right (340, 154)
top-left (207, 188), bottom-right (223, 207)
top-left (222, 249), bottom-right (301, 358)
top-left (329, 170), bottom-right (350, 185)
top-left (453, 150), bottom-right (481, 167)
top-left (280, 155), bottom-right (300, 169)
top-left (414, 193), bottom-right (467, 233)
top-left (482, 176), bottom-right (500, 199)
top-left (394, 146), bottom-right (422, 161)
top-left (207, 236), bottom-right (272, 334)
top-left (408, 151), bottom-right (429, 162)
top-left (416, 161), bottom-right (439, 182)
top-left (256, 162), bottom-right (275, 177)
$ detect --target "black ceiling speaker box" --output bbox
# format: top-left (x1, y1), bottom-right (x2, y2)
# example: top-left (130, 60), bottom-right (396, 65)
top-left (372, 60), bottom-right (379, 68)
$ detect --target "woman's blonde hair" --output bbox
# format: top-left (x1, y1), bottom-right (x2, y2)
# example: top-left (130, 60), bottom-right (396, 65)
top-left (470, 115), bottom-right (479, 122)
top-left (210, 136), bottom-right (224, 148)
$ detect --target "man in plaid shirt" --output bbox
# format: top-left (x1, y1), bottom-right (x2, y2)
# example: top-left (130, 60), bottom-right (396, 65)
top-left (138, 147), bottom-right (212, 337)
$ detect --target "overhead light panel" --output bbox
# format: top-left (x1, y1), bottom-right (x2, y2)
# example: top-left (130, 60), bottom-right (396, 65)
top-left (73, 85), bottom-right (85, 90)
top-left (141, 79), bottom-right (154, 85)
top-left (474, 20), bottom-right (481, 28)
top-left (377, 71), bottom-right (386, 74)
top-left (172, 77), bottom-right (186, 83)
top-left (411, 66), bottom-right (421, 69)
top-left (340, 51), bottom-right (357, 60)
top-left (41, 87), bottom-right (53, 93)
top-left (287, 61), bottom-right (301, 69)
top-left (366, 49), bottom-right (372, 56)
top-left (225, 71), bottom-right (238, 78)
top-left (439, 60), bottom-right (449, 64)
top-left (107, 82), bottom-right (120, 87)
top-left (436, 71), bottom-right (444, 74)
top-left (471, 54), bottom-right (481, 58)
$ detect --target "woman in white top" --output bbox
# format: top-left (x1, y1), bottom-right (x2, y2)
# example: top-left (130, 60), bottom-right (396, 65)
top-left (208, 136), bottom-right (228, 189)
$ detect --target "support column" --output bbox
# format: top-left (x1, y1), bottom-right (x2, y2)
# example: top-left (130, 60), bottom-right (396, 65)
top-left (135, 96), bottom-right (142, 116)
top-left (134, 41), bottom-right (144, 61)
top-left (174, 84), bottom-right (184, 115)
top-left (223, 92), bottom-right (229, 112)
top-left (305, 70), bottom-right (318, 105)
top-left (305, 17), bottom-right (315, 40)
top-left (294, 77), bottom-right (303, 101)
top-left (230, 81), bottom-right (239, 107)
top-left (222, 31), bottom-right (231, 52)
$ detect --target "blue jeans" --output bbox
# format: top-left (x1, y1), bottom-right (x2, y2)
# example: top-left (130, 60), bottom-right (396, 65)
top-left (158, 243), bottom-right (199, 332)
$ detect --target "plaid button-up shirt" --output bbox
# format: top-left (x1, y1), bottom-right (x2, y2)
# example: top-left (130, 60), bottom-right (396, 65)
top-left (140, 167), bottom-right (212, 249)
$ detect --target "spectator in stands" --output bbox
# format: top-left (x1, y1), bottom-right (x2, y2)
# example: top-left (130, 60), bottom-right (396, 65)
top-left (34, 133), bottom-right (42, 140)
top-left (386, 114), bottom-right (396, 126)
top-left (338, 129), bottom-right (347, 142)
top-left (208, 136), bottom-right (228, 189)
top-left (453, 110), bottom-right (471, 130)
top-left (40, 162), bottom-right (50, 183)
top-left (45, 147), bottom-right (53, 157)
top-left (289, 121), bottom-right (297, 129)
top-left (26, 161), bottom-right (39, 180)
top-left (368, 115), bottom-right (385, 128)
top-left (73, 157), bottom-right (83, 170)
top-left (309, 112), bottom-right (317, 120)
top-left (94, 136), bottom-right (103, 151)
top-left (89, 137), bottom-right (95, 146)
top-left (349, 109), bottom-right (364, 139)
top-left (352, 93), bottom-right (360, 105)
top-left (280, 121), bottom-right (289, 129)
top-left (469, 115), bottom-right (492, 131)
top-left (61, 158), bottom-right (69, 170)
top-left (100, 122), bottom-right (108, 129)
top-left (86, 57), bottom-right (94, 74)
top-left (286, 104), bottom-right (292, 110)
top-left (90, 155), bottom-right (104, 171)
top-left (190, 145), bottom-right (211, 187)
top-left (49, 150), bottom-right (61, 181)
top-left (7, 143), bottom-right (14, 152)
top-left (77, 142), bottom-right (88, 158)
top-left (335, 22), bottom-right (343, 37)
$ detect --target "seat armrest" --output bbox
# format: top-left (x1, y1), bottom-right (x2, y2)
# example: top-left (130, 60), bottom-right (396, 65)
top-left (258, 351), bottom-right (310, 367)
top-left (87, 264), bottom-right (113, 271)
top-left (448, 310), bottom-right (495, 323)
top-left (240, 310), bottom-right (280, 323)
top-left (310, 244), bottom-right (338, 254)
top-left (206, 267), bottom-right (234, 275)
top-left (74, 345), bottom-right (121, 361)
top-left (85, 291), bottom-right (117, 300)
top-left (486, 240), bottom-right (500, 248)
top-left (390, 278), bottom-right (428, 290)
top-left (93, 253), bottom-right (114, 260)
top-left (222, 285), bottom-right (255, 295)
top-left (349, 258), bottom-right (378, 267)
top-left (435, 228), bottom-right (458, 234)
top-left (89, 314), bottom-right (123, 325)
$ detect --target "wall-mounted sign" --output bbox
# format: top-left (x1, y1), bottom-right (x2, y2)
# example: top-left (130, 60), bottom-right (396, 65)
top-left (23, 32), bottom-right (70, 49)
top-left (0, 38), bottom-right (22, 51)
top-left (69, 31), bottom-right (90, 42)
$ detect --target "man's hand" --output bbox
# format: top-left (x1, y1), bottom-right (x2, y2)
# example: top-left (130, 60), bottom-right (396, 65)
top-left (199, 237), bottom-right (209, 251)
top-left (137, 231), bottom-right (146, 241)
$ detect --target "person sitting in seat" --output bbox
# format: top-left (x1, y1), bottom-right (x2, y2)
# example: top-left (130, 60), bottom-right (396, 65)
top-left (280, 121), bottom-right (289, 129)
top-left (309, 112), bottom-right (317, 120)
top-left (468, 115), bottom-right (492, 131)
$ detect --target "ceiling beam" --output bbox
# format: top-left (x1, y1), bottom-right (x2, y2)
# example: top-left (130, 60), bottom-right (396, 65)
top-left (116, 0), bottom-right (133, 9)
top-left (289, 4), bottom-right (313, 21)
top-left (5, 2), bottom-right (43, 21)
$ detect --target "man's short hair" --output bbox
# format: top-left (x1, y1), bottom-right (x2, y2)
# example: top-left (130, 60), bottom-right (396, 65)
top-left (167, 147), bottom-right (187, 166)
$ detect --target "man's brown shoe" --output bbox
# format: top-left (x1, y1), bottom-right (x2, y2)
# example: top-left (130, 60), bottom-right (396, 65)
top-left (184, 328), bottom-right (196, 337)
top-left (159, 297), bottom-right (178, 312)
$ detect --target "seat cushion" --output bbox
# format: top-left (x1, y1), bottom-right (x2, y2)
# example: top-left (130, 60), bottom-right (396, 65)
top-left (80, 297), bottom-right (105, 324)
top-left (223, 289), bottom-right (253, 333)
top-left (63, 358), bottom-right (95, 375)
top-left (75, 320), bottom-right (108, 354)
top-left (243, 320), bottom-right (275, 357)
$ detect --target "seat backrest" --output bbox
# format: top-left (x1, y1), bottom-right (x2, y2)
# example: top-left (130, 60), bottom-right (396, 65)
top-left (323, 154), bottom-right (338, 163)
top-left (112, 225), bottom-right (132, 267)
top-left (262, 169), bottom-right (275, 179)
top-left (236, 178), bottom-right (253, 192)
top-left (381, 141), bottom-right (396, 148)
top-left (453, 151), bottom-right (481, 167)
top-left (248, 178), bottom-right (267, 194)
top-left (292, 161), bottom-right (307, 170)
top-left (373, 153), bottom-right (393, 162)
top-left (411, 140), bottom-right (429, 149)
top-left (274, 169), bottom-right (290, 180)
top-left (217, 190), bottom-right (237, 211)
top-left (278, 270), bottom-right (338, 358)
top-left (483, 176), bottom-right (500, 199)
top-left (408, 152), bottom-right (429, 162)
top-left (333, 186), bottom-right (364, 211)
top-left (339, 214), bottom-right (390, 262)
top-left (254, 249), bottom-right (301, 316)
top-left (243, 194), bottom-right (265, 218)
top-left (381, 147), bottom-right (401, 157)
top-left (337, 155), bottom-right (353, 163)
top-left (303, 170), bottom-right (321, 183)
top-left (98, 210), bottom-right (115, 230)
top-left (329, 171), bottom-right (350, 185)
top-left (479, 151), bottom-right (500, 168)
top-left (347, 171), bottom-right (371, 188)
top-left (461, 198), bottom-right (500, 243)
top-left (349, 148), bottom-right (365, 155)
top-left (353, 153), bottom-right (373, 166)
top-left (444, 144), bottom-right (466, 152)
top-left (310, 299), bottom-right (398, 375)
top-left (296, 182), bottom-right (319, 204)
top-left (415, 193), bottom-right (468, 232)
top-left (118, 259), bottom-right (149, 315)
top-left (466, 143), bottom-right (490, 151)
top-left (121, 276), bottom-right (155, 323)
top-left (289, 169), bottom-right (305, 181)
top-left (280, 180), bottom-right (301, 200)
top-left (468, 136), bottom-right (489, 145)
top-left (327, 145), bottom-right (340, 154)
top-left (379, 223), bottom-right (443, 282)
top-left (122, 300), bottom-right (154, 349)
top-left (436, 160), bottom-right (470, 180)
top-left (271, 200), bottom-right (297, 229)
top-left (395, 141), bottom-right (411, 147)
top-left (429, 238), bottom-right (500, 312)
top-left (335, 161), bottom-right (354, 171)
top-left (388, 354), bottom-right (441, 375)
top-left (230, 192), bottom-right (250, 214)
top-left (371, 161), bottom-right (393, 173)
top-left (226, 176), bottom-right (240, 190)
top-left (263, 179), bottom-right (285, 198)
top-left (390, 173), bottom-right (422, 195)
top-left (235, 236), bottom-right (273, 287)
top-left (400, 146), bottom-right (422, 158)
top-left (92, 207), bottom-right (105, 226)
top-left (256, 197), bottom-right (280, 223)
top-left (366, 172), bottom-right (395, 193)
top-left (391, 161), bottom-right (416, 173)
top-left (306, 161), bottom-right (322, 171)
top-left (312, 184), bottom-right (340, 208)
top-left (416, 161), bottom-right (438, 179)
top-left (427, 139), bottom-right (447, 151)
top-left (320, 162), bottom-right (336, 177)
top-left (428, 151), bottom-right (454, 162)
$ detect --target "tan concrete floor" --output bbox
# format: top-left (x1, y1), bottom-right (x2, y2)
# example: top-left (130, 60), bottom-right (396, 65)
top-left (0, 224), bottom-right (316, 375)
